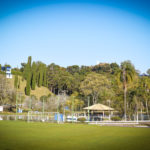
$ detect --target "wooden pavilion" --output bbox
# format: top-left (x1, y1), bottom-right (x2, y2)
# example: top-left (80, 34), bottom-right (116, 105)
top-left (83, 103), bottom-right (115, 121)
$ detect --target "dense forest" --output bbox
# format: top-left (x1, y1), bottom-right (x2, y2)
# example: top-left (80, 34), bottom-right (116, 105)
top-left (0, 56), bottom-right (150, 118)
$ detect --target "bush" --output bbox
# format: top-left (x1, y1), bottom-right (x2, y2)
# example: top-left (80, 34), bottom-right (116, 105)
top-left (103, 118), bottom-right (109, 121)
top-left (11, 108), bottom-right (16, 113)
top-left (77, 117), bottom-right (86, 122)
top-left (111, 116), bottom-right (122, 121)
top-left (23, 108), bottom-right (32, 113)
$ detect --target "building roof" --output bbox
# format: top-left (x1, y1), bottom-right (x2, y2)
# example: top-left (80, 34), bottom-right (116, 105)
top-left (83, 103), bottom-right (114, 111)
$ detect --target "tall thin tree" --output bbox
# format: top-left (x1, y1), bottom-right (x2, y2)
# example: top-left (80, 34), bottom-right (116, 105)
top-left (117, 61), bottom-right (136, 120)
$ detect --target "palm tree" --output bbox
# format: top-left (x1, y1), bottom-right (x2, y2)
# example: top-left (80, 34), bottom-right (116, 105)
top-left (116, 61), bottom-right (136, 120)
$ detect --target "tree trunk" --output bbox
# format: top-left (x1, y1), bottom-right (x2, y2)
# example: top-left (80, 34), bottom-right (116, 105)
top-left (141, 102), bottom-right (143, 120)
top-left (123, 67), bottom-right (127, 121)
top-left (146, 99), bottom-right (149, 119)
top-left (136, 99), bottom-right (138, 123)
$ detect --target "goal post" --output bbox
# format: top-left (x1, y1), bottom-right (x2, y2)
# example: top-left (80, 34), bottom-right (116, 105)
top-left (27, 111), bottom-right (62, 123)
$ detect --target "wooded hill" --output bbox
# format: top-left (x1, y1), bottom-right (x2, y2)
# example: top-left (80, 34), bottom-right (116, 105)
top-left (0, 56), bottom-right (150, 117)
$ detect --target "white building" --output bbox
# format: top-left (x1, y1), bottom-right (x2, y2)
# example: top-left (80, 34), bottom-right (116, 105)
top-left (0, 106), bottom-right (3, 112)
top-left (6, 67), bottom-right (12, 79)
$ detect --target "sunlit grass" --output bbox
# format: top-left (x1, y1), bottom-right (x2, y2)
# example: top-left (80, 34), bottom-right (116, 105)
top-left (0, 121), bottom-right (150, 150)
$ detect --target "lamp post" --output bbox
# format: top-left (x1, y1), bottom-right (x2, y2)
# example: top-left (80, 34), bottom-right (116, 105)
top-left (16, 92), bottom-right (18, 118)
top-left (42, 97), bottom-right (44, 115)
top-left (88, 96), bottom-right (90, 122)
top-left (72, 96), bottom-right (74, 123)
top-left (57, 95), bottom-right (60, 123)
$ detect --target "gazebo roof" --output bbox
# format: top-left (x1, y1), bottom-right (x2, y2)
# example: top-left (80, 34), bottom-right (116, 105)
top-left (83, 103), bottom-right (114, 111)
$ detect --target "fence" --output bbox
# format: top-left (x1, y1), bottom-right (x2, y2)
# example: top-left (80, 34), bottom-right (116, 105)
top-left (0, 113), bottom-right (150, 124)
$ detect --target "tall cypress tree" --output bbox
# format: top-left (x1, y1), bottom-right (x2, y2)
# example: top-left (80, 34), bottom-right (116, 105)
top-left (23, 56), bottom-right (32, 80)
top-left (38, 72), bottom-right (41, 87)
top-left (28, 56), bottom-right (32, 69)
top-left (18, 78), bottom-right (20, 89)
top-left (25, 73), bottom-right (31, 95)
top-left (24, 56), bottom-right (32, 95)
top-left (39, 67), bottom-right (43, 87)
top-left (25, 62), bottom-right (31, 95)
top-left (43, 66), bottom-right (47, 87)
top-left (31, 62), bottom-right (36, 90)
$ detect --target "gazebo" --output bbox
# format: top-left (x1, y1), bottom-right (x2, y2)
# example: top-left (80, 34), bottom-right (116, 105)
top-left (83, 103), bottom-right (115, 121)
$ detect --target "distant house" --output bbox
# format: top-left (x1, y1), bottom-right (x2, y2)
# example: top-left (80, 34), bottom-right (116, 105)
top-left (1, 66), bottom-right (12, 79)
top-left (139, 73), bottom-right (149, 77)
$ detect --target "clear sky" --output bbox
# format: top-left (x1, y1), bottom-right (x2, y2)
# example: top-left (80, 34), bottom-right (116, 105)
top-left (0, 0), bottom-right (150, 73)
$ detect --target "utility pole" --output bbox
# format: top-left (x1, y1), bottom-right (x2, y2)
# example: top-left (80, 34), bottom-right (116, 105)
top-left (136, 98), bottom-right (139, 123)
top-left (57, 95), bottom-right (60, 123)
top-left (29, 97), bottom-right (32, 110)
top-left (42, 96), bottom-right (45, 122)
top-left (88, 96), bottom-right (90, 122)
top-left (15, 75), bottom-right (19, 120)
top-left (16, 92), bottom-right (18, 117)
top-left (72, 96), bottom-right (74, 123)
top-left (42, 97), bottom-right (44, 114)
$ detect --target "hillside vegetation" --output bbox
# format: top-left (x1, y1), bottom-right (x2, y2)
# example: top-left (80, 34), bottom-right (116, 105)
top-left (9, 75), bottom-right (52, 99)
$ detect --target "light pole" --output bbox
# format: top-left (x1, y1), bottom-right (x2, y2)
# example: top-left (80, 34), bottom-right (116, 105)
top-left (42, 97), bottom-right (45, 115)
top-left (88, 96), bottom-right (90, 122)
top-left (72, 96), bottom-right (74, 123)
top-left (16, 92), bottom-right (18, 116)
top-left (57, 95), bottom-right (60, 123)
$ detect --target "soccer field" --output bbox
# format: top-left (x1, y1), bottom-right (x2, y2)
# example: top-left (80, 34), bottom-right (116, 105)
top-left (0, 121), bottom-right (150, 150)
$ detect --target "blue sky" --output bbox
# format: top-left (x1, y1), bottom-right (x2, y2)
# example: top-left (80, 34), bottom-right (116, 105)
top-left (0, 0), bottom-right (150, 73)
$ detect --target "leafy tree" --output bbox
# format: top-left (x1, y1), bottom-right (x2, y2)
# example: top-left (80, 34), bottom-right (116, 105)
top-left (66, 92), bottom-right (84, 111)
top-left (92, 63), bottom-right (111, 73)
top-left (110, 63), bottom-right (119, 74)
top-left (80, 66), bottom-right (91, 75)
top-left (4, 64), bottom-right (11, 69)
top-left (147, 69), bottom-right (150, 76)
top-left (67, 65), bottom-right (80, 74)
top-left (0, 75), bottom-right (15, 105)
top-left (80, 73), bottom-right (111, 104)
top-left (47, 63), bottom-right (70, 94)
top-left (40, 95), bottom-right (48, 102)
top-left (11, 68), bottom-right (22, 76)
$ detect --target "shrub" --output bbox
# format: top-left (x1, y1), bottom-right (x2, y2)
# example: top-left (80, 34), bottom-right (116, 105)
top-left (103, 118), bottom-right (109, 121)
top-left (77, 117), bottom-right (86, 122)
top-left (111, 116), bottom-right (122, 121)
top-left (23, 108), bottom-right (32, 113)
top-left (11, 108), bottom-right (16, 113)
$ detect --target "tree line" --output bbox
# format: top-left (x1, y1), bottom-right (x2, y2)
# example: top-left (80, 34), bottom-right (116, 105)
top-left (0, 56), bottom-right (150, 118)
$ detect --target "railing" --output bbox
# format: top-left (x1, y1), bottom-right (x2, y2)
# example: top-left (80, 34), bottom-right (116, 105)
top-left (0, 114), bottom-right (150, 125)
top-left (0, 115), bottom-right (28, 121)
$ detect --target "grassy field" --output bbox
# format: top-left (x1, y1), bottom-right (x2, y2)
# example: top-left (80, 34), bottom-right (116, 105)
top-left (0, 121), bottom-right (150, 150)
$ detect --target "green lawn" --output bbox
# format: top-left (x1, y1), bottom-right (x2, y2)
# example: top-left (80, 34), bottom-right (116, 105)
top-left (0, 121), bottom-right (150, 150)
